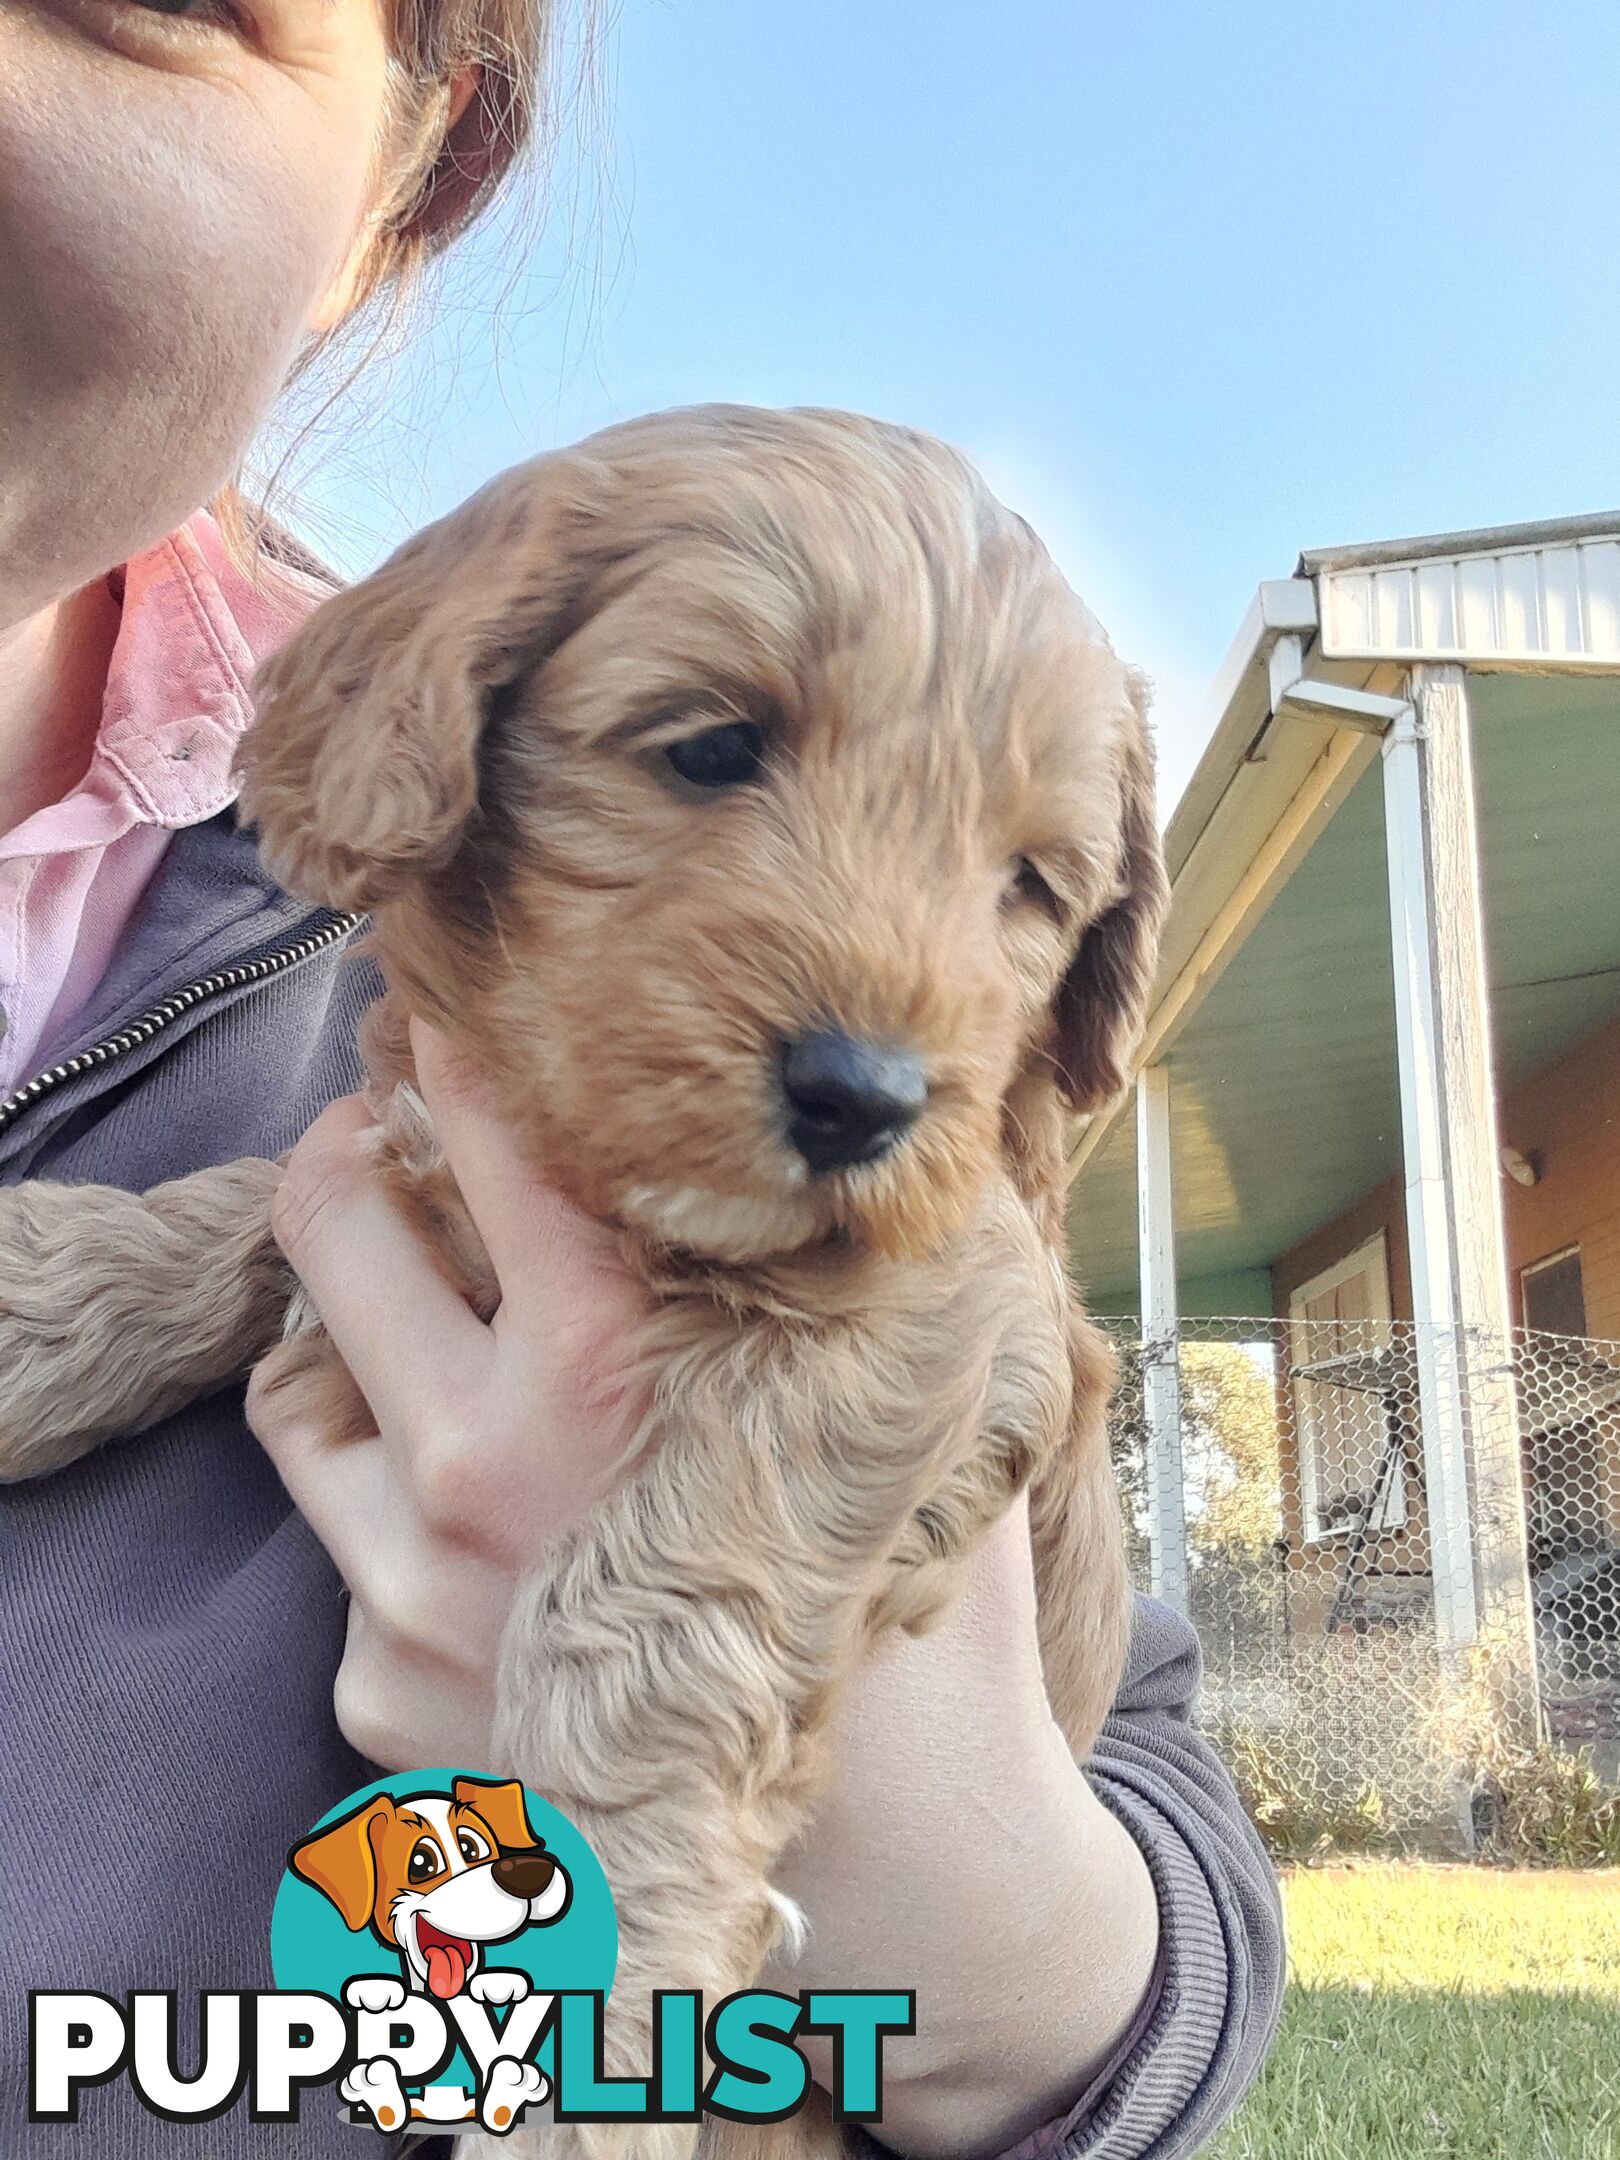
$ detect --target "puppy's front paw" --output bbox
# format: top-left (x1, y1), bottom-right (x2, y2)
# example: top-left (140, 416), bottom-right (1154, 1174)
top-left (468, 1968), bottom-right (530, 2007)
top-left (344, 1975), bottom-right (408, 2015)
top-left (0, 1199), bottom-right (88, 1480)
top-left (478, 2057), bottom-right (547, 2134)
top-left (765, 1884), bottom-right (810, 1963)
top-left (341, 2057), bottom-right (411, 2133)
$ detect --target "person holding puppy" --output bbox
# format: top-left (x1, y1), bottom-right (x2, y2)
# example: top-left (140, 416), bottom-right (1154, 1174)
top-left (0, 4), bottom-right (1282, 2156)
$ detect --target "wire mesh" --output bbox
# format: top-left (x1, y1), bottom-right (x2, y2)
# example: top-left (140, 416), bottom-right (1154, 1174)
top-left (1103, 1316), bottom-right (1620, 1857)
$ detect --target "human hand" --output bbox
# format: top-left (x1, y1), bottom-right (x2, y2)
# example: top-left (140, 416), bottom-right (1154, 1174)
top-left (766, 1496), bottom-right (1159, 2156)
top-left (251, 1029), bottom-right (1157, 2156)
top-left (247, 1018), bottom-right (653, 1771)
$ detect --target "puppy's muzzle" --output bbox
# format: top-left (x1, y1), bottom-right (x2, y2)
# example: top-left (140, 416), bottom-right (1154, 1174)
top-left (780, 1029), bottom-right (928, 1173)
top-left (493, 1849), bottom-right (560, 1899)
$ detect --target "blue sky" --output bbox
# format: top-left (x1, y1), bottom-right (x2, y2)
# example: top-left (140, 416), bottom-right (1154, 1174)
top-left (297, 0), bottom-right (1620, 814)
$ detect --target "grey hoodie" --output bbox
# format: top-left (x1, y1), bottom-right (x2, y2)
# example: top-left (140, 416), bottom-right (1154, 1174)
top-left (0, 807), bottom-right (1283, 2156)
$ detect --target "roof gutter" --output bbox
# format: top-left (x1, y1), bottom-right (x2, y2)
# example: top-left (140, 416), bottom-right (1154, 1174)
top-left (1071, 574), bottom-right (1412, 1180)
top-left (1161, 578), bottom-right (1317, 881)
top-left (1300, 507), bottom-right (1620, 575)
top-left (1069, 504), bottom-right (1620, 1193)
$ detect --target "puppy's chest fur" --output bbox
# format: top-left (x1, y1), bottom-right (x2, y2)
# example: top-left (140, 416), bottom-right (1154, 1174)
top-left (317, 992), bottom-right (1080, 1631)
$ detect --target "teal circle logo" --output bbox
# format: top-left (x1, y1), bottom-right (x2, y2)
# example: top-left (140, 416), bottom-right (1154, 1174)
top-left (270, 1770), bottom-right (616, 2134)
top-left (28, 1768), bottom-right (913, 2136)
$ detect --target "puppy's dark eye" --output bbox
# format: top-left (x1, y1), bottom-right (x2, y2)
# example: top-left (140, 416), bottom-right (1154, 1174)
top-left (1005, 856), bottom-right (1064, 921)
top-left (407, 1838), bottom-right (443, 1884)
top-left (457, 1830), bottom-right (490, 1865)
top-left (665, 720), bottom-right (766, 791)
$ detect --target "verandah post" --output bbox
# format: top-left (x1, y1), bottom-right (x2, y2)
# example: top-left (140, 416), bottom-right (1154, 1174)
top-left (1137, 1063), bottom-right (1189, 1615)
top-left (1380, 665), bottom-right (1539, 1752)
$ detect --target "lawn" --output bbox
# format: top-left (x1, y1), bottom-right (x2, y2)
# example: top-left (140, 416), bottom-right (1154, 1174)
top-left (1209, 1865), bottom-right (1620, 2160)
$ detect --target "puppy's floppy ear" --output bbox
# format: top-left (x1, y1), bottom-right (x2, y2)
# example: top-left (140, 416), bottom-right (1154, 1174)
top-left (1052, 669), bottom-right (1169, 1113)
top-left (454, 1776), bottom-right (538, 1853)
top-left (238, 454), bottom-right (603, 910)
top-left (288, 1796), bottom-right (395, 1931)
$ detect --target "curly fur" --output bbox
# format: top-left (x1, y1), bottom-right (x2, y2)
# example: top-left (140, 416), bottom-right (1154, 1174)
top-left (0, 405), bottom-right (1167, 2160)
top-left (0, 1159), bottom-right (290, 1475)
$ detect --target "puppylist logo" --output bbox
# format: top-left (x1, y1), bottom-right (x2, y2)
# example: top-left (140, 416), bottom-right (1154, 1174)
top-left (29, 1771), bottom-right (914, 2136)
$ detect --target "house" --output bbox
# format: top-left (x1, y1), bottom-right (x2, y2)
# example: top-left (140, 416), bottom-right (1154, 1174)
top-left (1068, 513), bottom-right (1620, 1767)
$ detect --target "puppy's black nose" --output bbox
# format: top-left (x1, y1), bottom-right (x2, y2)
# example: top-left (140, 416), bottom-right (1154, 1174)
top-left (781, 1030), bottom-right (928, 1172)
top-left (492, 1850), bottom-right (556, 1899)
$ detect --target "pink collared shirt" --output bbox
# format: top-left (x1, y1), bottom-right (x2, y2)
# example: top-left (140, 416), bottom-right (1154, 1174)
top-left (0, 515), bottom-right (326, 1095)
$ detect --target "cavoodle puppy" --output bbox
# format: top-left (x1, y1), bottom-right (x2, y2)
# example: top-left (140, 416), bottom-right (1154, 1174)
top-left (0, 406), bottom-right (1166, 2160)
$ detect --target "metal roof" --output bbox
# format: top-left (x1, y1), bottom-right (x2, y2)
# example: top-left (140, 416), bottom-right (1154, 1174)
top-left (1298, 509), bottom-right (1620, 575)
top-left (1165, 511), bottom-right (1620, 880)
top-left (1314, 530), bottom-right (1620, 670)
top-left (1069, 512), bottom-right (1620, 1315)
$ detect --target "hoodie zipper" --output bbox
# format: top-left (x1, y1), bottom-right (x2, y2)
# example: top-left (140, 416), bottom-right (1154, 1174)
top-left (0, 910), bottom-right (365, 1141)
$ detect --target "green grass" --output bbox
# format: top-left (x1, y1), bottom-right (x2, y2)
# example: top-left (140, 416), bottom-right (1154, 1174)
top-left (1210, 1866), bottom-right (1620, 2160)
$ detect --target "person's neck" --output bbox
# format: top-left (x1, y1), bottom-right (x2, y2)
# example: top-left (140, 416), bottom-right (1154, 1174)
top-left (0, 578), bottom-right (122, 841)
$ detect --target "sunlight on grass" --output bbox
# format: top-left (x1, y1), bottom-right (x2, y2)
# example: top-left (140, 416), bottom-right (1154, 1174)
top-left (1210, 1865), bottom-right (1620, 2160)
top-left (1284, 1864), bottom-right (1620, 1996)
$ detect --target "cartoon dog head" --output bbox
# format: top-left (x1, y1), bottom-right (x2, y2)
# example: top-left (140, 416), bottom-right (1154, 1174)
top-left (289, 1776), bottom-right (571, 2000)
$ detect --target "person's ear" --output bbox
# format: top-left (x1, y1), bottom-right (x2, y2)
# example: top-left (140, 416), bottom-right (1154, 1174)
top-left (1051, 670), bottom-right (1168, 1114)
top-left (239, 452), bottom-right (606, 909)
top-left (444, 66), bottom-right (482, 134)
top-left (306, 67), bottom-right (484, 335)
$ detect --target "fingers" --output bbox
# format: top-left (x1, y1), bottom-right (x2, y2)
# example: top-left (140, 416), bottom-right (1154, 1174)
top-left (249, 1386), bottom-right (514, 1721)
top-left (270, 1093), bottom-right (490, 1441)
top-left (335, 1606), bottom-right (502, 1775)
top-left (958, 1492), bottom-right (1040, 1643)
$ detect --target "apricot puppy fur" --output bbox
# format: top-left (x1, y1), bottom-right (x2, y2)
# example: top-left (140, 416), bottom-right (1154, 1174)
top-left (0, 406), bottom-right (1166, 2160)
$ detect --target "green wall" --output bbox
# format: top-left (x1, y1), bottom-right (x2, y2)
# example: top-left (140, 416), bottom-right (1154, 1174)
top-left (1083, 1266), bottom-right (1274, 1322)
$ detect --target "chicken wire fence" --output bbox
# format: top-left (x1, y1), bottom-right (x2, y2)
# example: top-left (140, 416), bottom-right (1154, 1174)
top-left (1101, 1315), bottom-right (1620, 1857)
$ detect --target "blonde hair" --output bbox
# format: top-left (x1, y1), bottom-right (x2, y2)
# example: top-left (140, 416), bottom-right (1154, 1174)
top-left (364, 0), bottom-right (557, 301)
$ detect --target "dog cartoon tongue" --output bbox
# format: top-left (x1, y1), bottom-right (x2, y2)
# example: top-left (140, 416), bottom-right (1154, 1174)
top-left (416, 1919), bottom-right (473, 2000)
